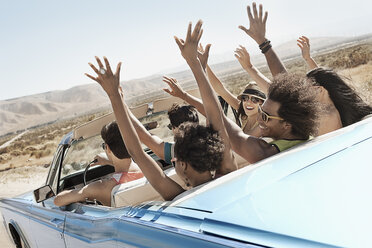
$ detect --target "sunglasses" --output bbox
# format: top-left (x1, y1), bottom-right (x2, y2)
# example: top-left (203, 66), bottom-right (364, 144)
top-left (240, 94), bottom-right (264, 104)
top-left (258, 105), bottom-right (284, 123)
top-left (101, 142), bottom-right (106, 150)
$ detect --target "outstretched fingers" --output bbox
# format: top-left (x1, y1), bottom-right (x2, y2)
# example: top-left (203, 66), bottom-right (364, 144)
top-left (258, 3), bottom-right (263, 20)
top-left (95, 56), bottom-right (104, 70)
top-left (115, 62), bottom-right (122, 77)
top-left (192, 20), bottom-right (203, 41)
top-left (297, 38), bottom-right (308, 48)
top-left (174, 36), bottom-right (184, 50)
top-left (247, 5), bottom-right (253, 22)
top-left (163, 88), bottom-right (172, 95)
top-left (234, 49), bottom-right (243, 58)
top-left (302, 36), bottom-right (310, 45)
top-left (186, 22), bottom-right (192, 42)
top-left (103, 57), bottom-right (113, 75)
top-left (85, 73), bottom-right (99, 83)
top-left (238, 45), bottom-right (248, 53)
top-left (252, 2), bottom-right (258, 19)
top-left (238, 25), bottom-right (250, 36)
top-left (88, 62), bottom-right (100, 75)
top-left (263, 11), bottom-right (268, 24)
top-left (196, 29), bottom-right (203, 43)
top-left (163, 76), bottom-right (173, 84)
top-left (204, 43), bottom-right (211, 56)
top-left (162, 77), bottom-right (176, 96)
top-left (198, 43), bottom-right (205, 53)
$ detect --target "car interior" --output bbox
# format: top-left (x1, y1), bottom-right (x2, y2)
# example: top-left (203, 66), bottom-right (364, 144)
top-left (51, 89), bottom-right (251, 209)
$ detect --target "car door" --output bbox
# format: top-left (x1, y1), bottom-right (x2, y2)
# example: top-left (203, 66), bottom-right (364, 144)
top-left (28, 198), bottom-right (67, 248)
top-left (63, 204), bottom-right (117, 248)
top-left (27, 143), bottom-right (68, 247)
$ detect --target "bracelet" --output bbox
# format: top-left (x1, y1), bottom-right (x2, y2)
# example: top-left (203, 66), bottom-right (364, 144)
top-left (259, 39), bottom-right (270, 49)
top-left (261, 44), bottom-right (272, 54)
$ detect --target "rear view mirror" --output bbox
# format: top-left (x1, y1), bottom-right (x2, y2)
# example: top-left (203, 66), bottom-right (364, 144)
top-left (34, 185), bottom-right (55, 203)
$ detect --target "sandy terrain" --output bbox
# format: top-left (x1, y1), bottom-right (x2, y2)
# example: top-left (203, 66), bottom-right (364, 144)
top-left (0, 165), bottom-right (49, 247)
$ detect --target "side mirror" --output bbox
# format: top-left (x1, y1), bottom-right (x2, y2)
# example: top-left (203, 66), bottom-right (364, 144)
top-left (34, 185), bottom-right (55, 203)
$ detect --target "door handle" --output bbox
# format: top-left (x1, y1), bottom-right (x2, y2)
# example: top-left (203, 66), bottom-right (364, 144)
top-left (50, 218), bottom-right (64, 229)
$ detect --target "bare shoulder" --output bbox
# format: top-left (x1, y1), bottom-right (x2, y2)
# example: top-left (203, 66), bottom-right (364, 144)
top-left (239, 136), bottom-right (279, 164)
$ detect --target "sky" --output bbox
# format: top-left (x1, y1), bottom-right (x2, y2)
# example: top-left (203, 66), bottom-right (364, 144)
top-left (0, 0), bottom-right (371, 100)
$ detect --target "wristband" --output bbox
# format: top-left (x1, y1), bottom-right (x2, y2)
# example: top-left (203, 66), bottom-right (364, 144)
top-left (259, 39), bottom-right (270, 49)
top-left (261, 44), bottom-right (272, 54)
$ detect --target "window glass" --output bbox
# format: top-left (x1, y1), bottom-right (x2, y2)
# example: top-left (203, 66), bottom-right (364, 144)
top-left (60, 135), bottom-right (103, 181)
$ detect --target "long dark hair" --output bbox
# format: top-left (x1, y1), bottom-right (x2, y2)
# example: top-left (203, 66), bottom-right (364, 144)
top-left (307, 68), bottom-right (372, 127)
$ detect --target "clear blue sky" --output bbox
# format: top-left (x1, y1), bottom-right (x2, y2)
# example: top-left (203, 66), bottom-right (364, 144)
top-left (0, 0), bottom-right (371, 100)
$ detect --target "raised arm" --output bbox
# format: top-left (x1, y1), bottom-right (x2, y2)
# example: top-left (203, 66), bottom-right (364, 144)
top-left (117, 86), bottom-right (167, 161)
top-left (205, 65), bottom-right (240, 110)
top-left (297, 36), bottom-right (318, 70)
top-left (162, 76), bottom-right (206, 117)
top-left (174, 21), bottom-right (237, 174)
top-left (127, 106), bottom-right (166, 160)
top-left (85, 57), bottom-right (184, 201)
top-left (234, 45), bottom-right (271, 94)
top-left (239, 2), bottom-right (287, 76)
top-left (196, 44), bottom-right (241, 110)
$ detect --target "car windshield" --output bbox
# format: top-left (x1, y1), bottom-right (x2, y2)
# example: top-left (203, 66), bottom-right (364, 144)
top-left (60, 134), bottom-right (103, 180)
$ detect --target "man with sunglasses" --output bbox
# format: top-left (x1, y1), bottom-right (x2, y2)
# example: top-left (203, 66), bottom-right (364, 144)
top-left (221, 73), bottom-right (319, 163)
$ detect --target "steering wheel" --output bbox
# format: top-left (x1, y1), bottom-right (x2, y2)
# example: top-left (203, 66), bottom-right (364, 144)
top-left (82, 159), bottom-right (103, 206)
top-left (83, 159), bottom-right (98, 186)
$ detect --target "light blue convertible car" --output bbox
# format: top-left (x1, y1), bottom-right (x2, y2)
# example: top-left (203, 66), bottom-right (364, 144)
top-left (1, 96), bottom-right (372, 247)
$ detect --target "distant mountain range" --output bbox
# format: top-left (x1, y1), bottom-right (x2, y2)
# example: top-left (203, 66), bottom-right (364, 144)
top-left (1, 34), bottom-right (371, 136)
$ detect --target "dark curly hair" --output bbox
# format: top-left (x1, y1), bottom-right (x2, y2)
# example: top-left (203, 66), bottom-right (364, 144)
top-left (168, 103), bottom-right (199, 128)
top-left (268, 73), bottom-right (320, 139)
top-left (101, 121), bottom-right (130, 159)
top-left (307, 68), bottom-right (372, 126)
top-left (174, 123), bottom-right (224, 173)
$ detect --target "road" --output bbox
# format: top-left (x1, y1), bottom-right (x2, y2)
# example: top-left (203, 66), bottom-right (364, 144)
top-left (0, 130), bottom-right (29, 150)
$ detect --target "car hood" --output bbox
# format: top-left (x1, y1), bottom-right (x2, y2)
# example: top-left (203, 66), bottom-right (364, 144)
top-left (0, 190), bottom-right (35, 203)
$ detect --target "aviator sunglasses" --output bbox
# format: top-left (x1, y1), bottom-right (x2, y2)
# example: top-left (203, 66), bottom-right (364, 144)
top-left (258, 105), bottom-right (284, 123)
top-left (240, 94), bottom-right (264, 104)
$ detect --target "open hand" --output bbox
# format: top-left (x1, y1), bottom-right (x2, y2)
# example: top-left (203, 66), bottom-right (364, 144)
top-left (162, 76), bottom-right (185, 98)
top-left (175, 20), bottom-right (203, 64)
top-left (197, 43), bottom-right (211, 71)
top-left (234, 45), bottom-right (253, 71)
top-left (85, 56), bottom-right (122, 97)
top-left (239, 2), bottom-right (268, 45)
top-left (297, 36), bottom-right (311, 60)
